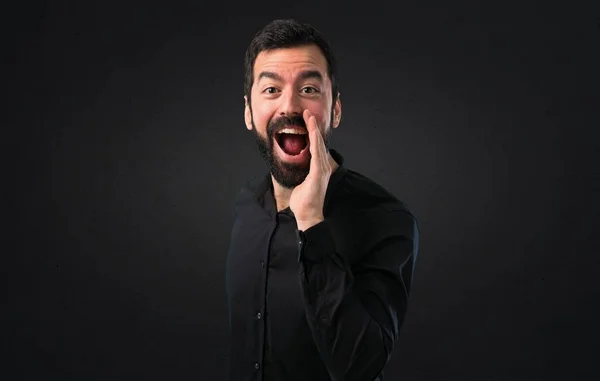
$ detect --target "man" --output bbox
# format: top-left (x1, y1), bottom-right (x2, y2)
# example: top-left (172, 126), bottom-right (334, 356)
top-left (226, 19), bottom-right (419, 381)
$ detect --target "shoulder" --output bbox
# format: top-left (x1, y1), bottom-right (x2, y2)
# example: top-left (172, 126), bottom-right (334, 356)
top-left (233, 174), bottom-right (268, 206)
top-left (338, 169), bottom-right (414, 215)
top-left (334, 168), bottom-right (419, 238)
top-left (327, 168), bottom-right (419, 263)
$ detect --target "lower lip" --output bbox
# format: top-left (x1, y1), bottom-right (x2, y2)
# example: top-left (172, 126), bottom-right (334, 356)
top-left (274, 137), bottom-right (310, 164)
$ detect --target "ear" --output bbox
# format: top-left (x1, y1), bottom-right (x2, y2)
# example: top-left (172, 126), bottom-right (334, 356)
top-left (332, 93), bottom-right (342, 128)
top-left (244, 95), bottom-right (253, 131)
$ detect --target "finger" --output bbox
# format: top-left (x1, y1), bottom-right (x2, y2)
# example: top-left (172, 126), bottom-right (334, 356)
top-left (303, 110), bottom-right (332, 178)
top-left (303, 110), bottom-right (320, 153)
top-left (303, 109), bottom-right (317, 134)
top-left (303, 110), bottom-right (323, 171)
top-left (307, 112), bottom-right (328, 170)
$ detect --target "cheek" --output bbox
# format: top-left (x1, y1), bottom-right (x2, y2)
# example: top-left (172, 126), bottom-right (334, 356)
top-left (315, 111), bottom-right (331, 130)
top-left (250, 104), bottom-right (271, 129)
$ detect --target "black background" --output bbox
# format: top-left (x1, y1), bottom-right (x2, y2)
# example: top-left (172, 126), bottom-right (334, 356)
top-left (6, 1), bottom-right (600, 380)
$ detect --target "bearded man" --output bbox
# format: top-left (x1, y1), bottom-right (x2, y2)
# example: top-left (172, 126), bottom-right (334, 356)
top-left (226, 19), bottom-right (420, 381)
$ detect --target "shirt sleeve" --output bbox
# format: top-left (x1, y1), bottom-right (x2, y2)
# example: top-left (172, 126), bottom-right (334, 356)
top-left (296, 209), bottom-right (419, 381)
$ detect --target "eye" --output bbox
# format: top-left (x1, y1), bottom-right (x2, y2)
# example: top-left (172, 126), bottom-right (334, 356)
top-left (301, 86), bottom-right (319, 94)
top-left (263, 87), bottom-right (279, 94)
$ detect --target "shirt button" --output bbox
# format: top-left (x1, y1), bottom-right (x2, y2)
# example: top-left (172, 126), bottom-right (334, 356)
top-left (260, 260), bottom-right (265, 268)
top-left (257, 312), bottom-right (262, 319)
top-left (255, 362), bottom-right (260, 370)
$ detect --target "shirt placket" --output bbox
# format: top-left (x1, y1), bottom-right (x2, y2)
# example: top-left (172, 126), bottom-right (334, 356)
top-left (255, 219), bottom-right (277, 379)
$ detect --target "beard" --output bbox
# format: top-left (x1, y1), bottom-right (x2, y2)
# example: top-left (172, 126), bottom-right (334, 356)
top-left (251, 111), bottom-right (333, 189)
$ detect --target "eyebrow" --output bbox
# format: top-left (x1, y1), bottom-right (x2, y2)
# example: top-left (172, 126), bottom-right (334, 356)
top-left (257, 70), bottom-right (324, 83)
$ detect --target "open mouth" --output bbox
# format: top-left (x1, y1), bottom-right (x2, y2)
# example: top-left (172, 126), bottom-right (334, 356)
top-left (275, 128), bottom-right (308, 156)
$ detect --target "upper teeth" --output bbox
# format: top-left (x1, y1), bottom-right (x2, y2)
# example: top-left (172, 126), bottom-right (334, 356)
top-left (279, 128), bottom-right (307, 135)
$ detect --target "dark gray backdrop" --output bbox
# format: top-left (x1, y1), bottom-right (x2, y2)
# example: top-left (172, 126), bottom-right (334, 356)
top-left (7, 1), bottom-right (600, 380)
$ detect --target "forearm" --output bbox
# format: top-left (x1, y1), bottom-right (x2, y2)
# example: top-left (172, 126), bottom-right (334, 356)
top-left (301, 276), bottom-right (397, 381)
top-left (297, 220), bottom-right (412, 381)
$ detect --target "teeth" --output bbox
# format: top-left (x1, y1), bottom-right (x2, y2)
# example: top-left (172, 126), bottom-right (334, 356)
top-left (279, 128), bottom-right (307, 135)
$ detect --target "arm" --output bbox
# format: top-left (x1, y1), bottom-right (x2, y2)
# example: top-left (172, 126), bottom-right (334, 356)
top-left (296, 209), bottom-right (418, 381)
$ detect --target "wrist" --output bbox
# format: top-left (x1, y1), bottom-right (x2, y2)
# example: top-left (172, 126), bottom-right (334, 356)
top-left (296, 216), bottom-right (324, 231)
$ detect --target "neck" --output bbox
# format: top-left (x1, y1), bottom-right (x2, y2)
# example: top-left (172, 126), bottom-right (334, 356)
top-left (272, 151), bottom-right (339, 212)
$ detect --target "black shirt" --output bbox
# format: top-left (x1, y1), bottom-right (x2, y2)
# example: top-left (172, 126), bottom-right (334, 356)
top-left (226, 149), bottom-right (419, 381)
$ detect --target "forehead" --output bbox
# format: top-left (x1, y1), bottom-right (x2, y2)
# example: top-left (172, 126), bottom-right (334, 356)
top-left (253, 44), bottom-right (328, 81)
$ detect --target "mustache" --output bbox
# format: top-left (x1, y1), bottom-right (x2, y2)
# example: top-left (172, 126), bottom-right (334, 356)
top-left (267, 114), bottom-right (307, 137)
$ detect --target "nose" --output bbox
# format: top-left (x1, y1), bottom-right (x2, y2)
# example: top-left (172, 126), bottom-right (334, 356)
top-left (278, 89), bottom-right (303, 117)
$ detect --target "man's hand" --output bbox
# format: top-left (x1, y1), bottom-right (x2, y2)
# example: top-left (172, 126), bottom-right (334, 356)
top-left (289, 109), bottom-right (332, 231)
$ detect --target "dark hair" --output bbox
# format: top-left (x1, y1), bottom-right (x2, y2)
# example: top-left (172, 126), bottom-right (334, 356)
top-left (244, 19), bottom-right (339, 104)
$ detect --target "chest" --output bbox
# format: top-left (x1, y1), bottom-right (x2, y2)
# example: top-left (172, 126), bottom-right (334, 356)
top-left (226, 211), bottom-right (300, 296)
top-left (226, 208), bottom-right (369, 299)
